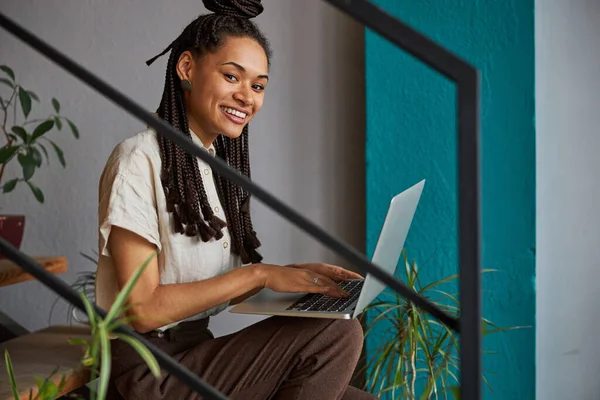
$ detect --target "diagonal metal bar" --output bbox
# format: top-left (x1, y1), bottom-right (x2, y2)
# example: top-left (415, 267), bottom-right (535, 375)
top-left (0, 237), bottom-right (228, 400)
top-left (0, 12), bottom-right (458, 332)
top-left (321, 1), bottom-right (481, 399)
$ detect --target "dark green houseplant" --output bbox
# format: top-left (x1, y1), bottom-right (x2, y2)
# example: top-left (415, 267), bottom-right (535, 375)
top-left (0, 64), bottom-right (80, 255)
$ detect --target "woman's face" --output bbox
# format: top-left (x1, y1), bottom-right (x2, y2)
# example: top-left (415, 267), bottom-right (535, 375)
top-left (177, 36), bottom-right (269, 145)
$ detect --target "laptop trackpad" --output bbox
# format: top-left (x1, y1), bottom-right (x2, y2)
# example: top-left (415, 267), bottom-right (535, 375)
top-left (238, 289), bottom-right (301, 310)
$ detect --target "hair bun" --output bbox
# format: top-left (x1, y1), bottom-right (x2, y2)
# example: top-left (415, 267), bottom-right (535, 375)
top-left (203, 0), bottom-right (264, 19)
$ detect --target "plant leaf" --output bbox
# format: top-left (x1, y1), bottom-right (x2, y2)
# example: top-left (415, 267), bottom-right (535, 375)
top-left (37, 143), bottom-right (49, 164)
top-left (0, 65), bottom-right (15, 81)
top-left (66, 118), bottom-right (79, 139)
top-left (51, 98), bottom-right (60, 113)
top-left (2, 178), bottom-right (18, 193)
top-left (80, 292), bottom-right (98, 331)
top-left (114, 334), bottom-right (161, 377)
top-left (47, 139), bottom-right (66, 167)
top-left (27, 91), bottom-right (39, 102)
top-left (96, 328), bottom-right (111, 400)
top-left (31, 120), bottom-right (54, 142)
top-left (18, 87), bottom-right (32, 119)
top-left (11, 126), bottom-right (28, 143)
top-left (54, 117), bottom-right (62, 130)
top-left (4, 350), bottom-right (20, 400)
top-left (30, 147), bottom-right (43, 168)
top-left (68, 338), bottom-right (89, 346)
top-left (26, 181), bottom-right (44, 203)
top-left (105, 252), bottom-right (156, 324)
top-left (18, 152), bottom-right (36, 181)
top-left (450, 385), bottom-right (460, 399)
top-left (38, 378), bottom-right (59, 399)
top-left (0, 145), bottom-right (19, 163)
top-left (0, 78), bottom-right (13, 89)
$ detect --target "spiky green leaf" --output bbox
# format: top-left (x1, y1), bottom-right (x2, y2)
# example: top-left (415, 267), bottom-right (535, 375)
top-left (114, 334), bottom-right (161, 377)
top-left (80, 292), bottom-right (98, 331)
top-left (105, 252), bottom-right (156, 324)
top-left (4, 350), bottom-right (20, 400)
top-left (68, 338), bottom-right (89, 346)
top-left (96, 328), bottom-right (111, 400)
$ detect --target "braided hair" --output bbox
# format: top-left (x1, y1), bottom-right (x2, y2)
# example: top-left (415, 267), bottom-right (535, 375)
top-left (146, 0), bottom-right (271, 264)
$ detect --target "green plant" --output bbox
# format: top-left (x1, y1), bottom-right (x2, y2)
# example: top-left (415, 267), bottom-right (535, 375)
top-left (4, 252), bottom-right (161, 400)
top-left (0, 64), bottom-right (80, 203)
top-left (357, 251), bottom-right (528, 400)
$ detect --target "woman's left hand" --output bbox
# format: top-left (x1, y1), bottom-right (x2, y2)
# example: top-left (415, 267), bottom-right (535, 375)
top-left (287, 263), bottom-right (364, 282)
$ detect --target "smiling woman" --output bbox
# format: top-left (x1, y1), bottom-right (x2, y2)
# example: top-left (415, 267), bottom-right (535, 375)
top-left (93, 0), bottom-right (378, 399)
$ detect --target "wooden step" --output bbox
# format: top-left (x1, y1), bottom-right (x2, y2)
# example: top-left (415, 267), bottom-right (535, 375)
top-left (0, 325), bottom-right (92, 400)
top-left (0, 257), bottom-right (67, 288)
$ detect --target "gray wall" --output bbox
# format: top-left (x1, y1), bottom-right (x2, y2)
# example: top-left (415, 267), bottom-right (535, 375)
top-left (0, 0), bottom-right (365, 337)
top-left (536, 0), bottom-right (600, 398)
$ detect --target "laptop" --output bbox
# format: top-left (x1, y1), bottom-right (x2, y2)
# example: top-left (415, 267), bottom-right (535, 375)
top-left (229, 179), bottom-right (425, 320)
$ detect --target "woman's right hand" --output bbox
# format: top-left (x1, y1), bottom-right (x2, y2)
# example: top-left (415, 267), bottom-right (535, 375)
top-left (255, 264), bottom-right (349, 298)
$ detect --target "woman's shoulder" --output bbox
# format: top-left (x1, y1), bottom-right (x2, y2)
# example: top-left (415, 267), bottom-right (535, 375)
top-left (100, 128), bottom-right (161, 187)
top-left (110, 128), bottom-right (160, 163)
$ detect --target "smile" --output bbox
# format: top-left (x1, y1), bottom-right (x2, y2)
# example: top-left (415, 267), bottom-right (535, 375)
top-left (220, 106), bottom-right (247, 124)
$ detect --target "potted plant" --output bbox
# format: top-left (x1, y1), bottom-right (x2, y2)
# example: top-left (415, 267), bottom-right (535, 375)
top-left (4, 253), bottom-right (161, 400)
top-left (0, 64), bottom-right (80, 257)
top-left (357, 251), bottom-right (528, 399)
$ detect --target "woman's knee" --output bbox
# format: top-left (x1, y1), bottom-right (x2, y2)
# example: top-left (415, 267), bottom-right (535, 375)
top-left (331, 319), bottom-right (365, 357)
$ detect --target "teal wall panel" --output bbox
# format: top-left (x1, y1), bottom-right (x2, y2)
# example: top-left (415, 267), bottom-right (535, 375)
top-left (365, 1), bottom-right (535, 398)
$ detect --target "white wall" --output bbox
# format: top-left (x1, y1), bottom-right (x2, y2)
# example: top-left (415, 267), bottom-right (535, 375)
top-left (536, 0), bottom-right (600, 398)
top-left (0, 0), bottom-right (365, 337)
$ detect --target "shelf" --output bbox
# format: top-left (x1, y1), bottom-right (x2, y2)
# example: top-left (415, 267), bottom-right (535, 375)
top-left (0, 256), bottom-right (67, 288)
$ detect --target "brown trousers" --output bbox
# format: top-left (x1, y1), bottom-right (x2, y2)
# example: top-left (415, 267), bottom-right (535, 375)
top-left (109, 315), bottom-right (379, 400)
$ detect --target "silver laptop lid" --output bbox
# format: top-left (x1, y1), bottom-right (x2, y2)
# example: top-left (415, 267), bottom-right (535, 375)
top-left (352, 180), bottom-right (425, 318)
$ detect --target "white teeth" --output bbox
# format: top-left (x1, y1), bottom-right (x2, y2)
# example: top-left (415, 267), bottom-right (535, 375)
top-left (222, 107), bottom-right (247, 119)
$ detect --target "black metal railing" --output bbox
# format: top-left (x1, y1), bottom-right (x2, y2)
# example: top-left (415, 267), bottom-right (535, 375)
top-left (0, 0), bottom-right (480, 398)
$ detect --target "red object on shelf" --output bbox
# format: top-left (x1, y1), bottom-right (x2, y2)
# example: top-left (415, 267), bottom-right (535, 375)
top-left (0, 215), bottom-right (25, 259)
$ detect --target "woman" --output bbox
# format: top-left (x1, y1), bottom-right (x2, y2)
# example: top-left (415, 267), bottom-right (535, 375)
top-left (96, 0), bottom-right (378, 399)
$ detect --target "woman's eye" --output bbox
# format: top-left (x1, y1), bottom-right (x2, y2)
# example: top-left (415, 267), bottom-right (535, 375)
top-left (225, 74), bottom-right (238, 82)
top-left (252, 84), bottom-right (265, 91)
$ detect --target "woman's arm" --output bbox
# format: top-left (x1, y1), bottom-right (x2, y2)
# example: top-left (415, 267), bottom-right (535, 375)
top-left (109, 226), bottom-right (347, 333)
top-left (229, 287), bottom-right (263, 305)
top-left (109, 226), bottom-right (265, 333)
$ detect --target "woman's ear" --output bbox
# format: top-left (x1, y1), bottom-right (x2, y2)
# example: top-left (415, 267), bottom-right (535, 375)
top-left (176, 51), bottom-right (195, 82)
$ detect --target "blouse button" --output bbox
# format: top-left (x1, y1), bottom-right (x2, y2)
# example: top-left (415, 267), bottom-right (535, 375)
top-left (223, 242), bottom-right (229, 249)
top-left (214, 206), bottom-right (220, 213)
top-left (204, 168), bottom-right (210, 175)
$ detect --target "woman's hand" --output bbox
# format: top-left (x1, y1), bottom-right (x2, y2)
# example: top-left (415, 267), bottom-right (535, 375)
top-left (288, 263), bottom-right (363, 283)
top-left (255, 264), bottom-right (350, 298)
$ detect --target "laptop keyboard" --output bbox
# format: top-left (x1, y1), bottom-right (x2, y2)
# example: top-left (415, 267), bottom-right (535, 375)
top-left (286, 280), bottom-right (364, 313)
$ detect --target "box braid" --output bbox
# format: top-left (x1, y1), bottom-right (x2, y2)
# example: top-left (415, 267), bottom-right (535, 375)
top-left (145, 0), bottom-right (271, 264)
